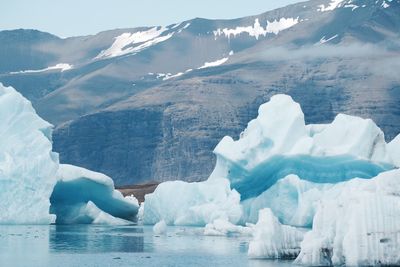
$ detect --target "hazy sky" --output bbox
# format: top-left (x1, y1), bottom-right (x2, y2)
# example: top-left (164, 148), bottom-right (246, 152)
top-left (2, 0), bottom-right (301, 37)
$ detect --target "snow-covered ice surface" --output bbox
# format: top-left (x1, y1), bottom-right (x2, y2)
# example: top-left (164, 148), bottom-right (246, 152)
top-left (0, 83), bottom-right (58, 224)
top-left (248, 209), bottom-right (305, 259)
top-left (214, 18), bottom-right (299, 39)
top-left (143, 178), bottom-right (241, 226)
top-left (295, 169), bottom-right (400, 266)
top-left (9, 63), bottom-right (73, 74)
top-left (50, 164), bottom-right (139, 224)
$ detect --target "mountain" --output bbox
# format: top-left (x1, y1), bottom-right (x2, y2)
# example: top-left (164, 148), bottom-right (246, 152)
top-left (0, 0), bottom-right (399, 185)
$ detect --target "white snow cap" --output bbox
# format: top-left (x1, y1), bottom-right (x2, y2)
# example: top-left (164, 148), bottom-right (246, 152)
top-left (214, 18), bottom-right (299, 39)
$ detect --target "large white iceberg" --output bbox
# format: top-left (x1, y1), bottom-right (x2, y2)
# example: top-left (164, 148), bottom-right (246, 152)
top-left (0, 83), bottom-right (58, 224)
top-left (295, 168), bottom-right (400, 266)
top-left (211, 94), bottom-right (394, 200)
top-left (0, 83), bottom-right (138, 224)
top-left (143, 94), bottom-right (397, 227)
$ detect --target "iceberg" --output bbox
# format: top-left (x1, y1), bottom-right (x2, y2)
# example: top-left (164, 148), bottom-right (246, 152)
top-left (153, 220), bottom-right (167, 235)
top-left (143, 94), bottom-right (398, 227)
top-left (248, 208), bottom-right (305, 259)
top-left (143, 178), bottom-right (241, 226)
top-left (211, 95), bottom-right (394, 200)
top-left (204, 218), bottom-right (253, 236)
top-left (0, 83), bottom-right (58, 224)
top-left (0, 83), bottom-right (138, 225)
top-left (50, 164), bottom-right (139, 224)
top-left (295, 169), bottom-right (400, 266)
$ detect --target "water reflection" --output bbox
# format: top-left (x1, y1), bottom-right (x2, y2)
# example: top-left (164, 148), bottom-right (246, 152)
top-left (49, 225), bottom-right (145, 253)
top-left (0, 225), bottom-right (294, 267)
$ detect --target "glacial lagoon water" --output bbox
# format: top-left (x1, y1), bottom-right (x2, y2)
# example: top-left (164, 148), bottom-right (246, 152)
top-left (0, 225), bottom-right (293, 267)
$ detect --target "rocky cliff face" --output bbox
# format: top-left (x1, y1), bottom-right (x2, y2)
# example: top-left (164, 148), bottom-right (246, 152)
top-left (2, 0), bottom-right (400, 185)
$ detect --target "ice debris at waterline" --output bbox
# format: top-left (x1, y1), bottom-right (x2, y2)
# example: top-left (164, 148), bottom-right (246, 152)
top-left (0, 84), bottom-right (58, 224)
top-left (248, 208), bottom-right (305, 259)
top-left (0, 83), bottom-right (139, 224)
top-left (143, 94), bottom-right (399, 226)
top-left (50, 164), bottom-right (138, 224)
top-left (143, 178), bottom-right (241, 225)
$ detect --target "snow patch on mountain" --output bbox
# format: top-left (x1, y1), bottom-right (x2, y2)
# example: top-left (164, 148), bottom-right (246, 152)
top-left (95, 27), bottom-right (173, 59)
top-left (213, 18), bottom-right (299, 39)
top-left (9, 63), bottom-right (73, 74)
top-left (382, 1), bottom-right (390, 8)
top-left (344, 3), bottom-right (359, 10)
top-left (318, 34), bottom-right (339, 44)
top-left (199, 57), bottom-right (229, 69)
top-left (318, 0), bottom-right (346, 12)
top-left (178, 23), bottom-right (191, 33)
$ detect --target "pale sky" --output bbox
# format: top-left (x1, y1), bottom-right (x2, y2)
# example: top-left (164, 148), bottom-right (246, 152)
top-left (1, 0), bottom-right (302, 37)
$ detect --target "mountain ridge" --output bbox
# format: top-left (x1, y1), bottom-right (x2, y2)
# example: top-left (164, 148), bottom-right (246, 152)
top-left (1, 0), bottom-right (399, 185)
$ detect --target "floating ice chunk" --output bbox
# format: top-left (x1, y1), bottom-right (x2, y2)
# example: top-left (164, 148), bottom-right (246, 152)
top-left (0, 83), bottom-right (58, 224)
top-left (248, 208), bottom-right (305, 259)
top-left (204, 218), bottom-right (253, 236)
top-left (213, 18), bottom-right (299, 39)
top-left (143, 178), bottom-right (242, 226)
top-left (153, 220), bottom-right (167, 235)
top-left (50, 164), bottom-right (139, 224)
top-left (211, 94), bottom-right (394, 200)
top-left (295, 169), bottom-right (400, 266)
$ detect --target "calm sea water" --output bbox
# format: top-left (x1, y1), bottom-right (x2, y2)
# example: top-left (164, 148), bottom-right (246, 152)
top-left (0, 225), bottom-right (293, 267)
